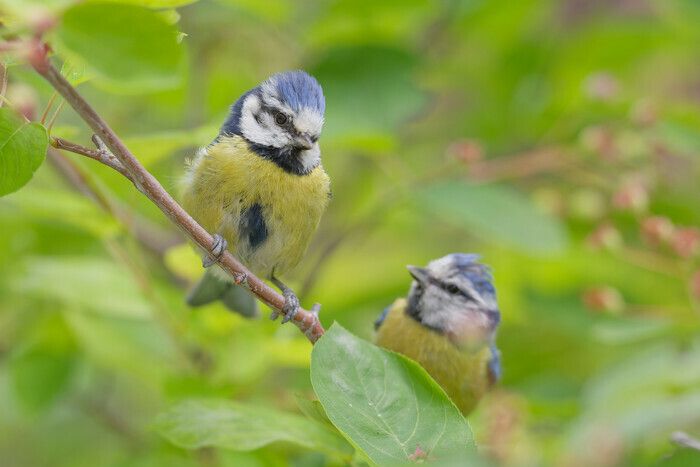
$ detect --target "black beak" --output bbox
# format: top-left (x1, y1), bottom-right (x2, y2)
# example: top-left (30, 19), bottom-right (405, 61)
top-left (294, 134), bottom-right (314, 150)
top-left (407, 265), bottom-right (430, 284)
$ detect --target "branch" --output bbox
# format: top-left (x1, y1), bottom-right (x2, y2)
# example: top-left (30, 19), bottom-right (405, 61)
top-left (671, 431), bottom-right (700, 452)
top-left (32, 53), bottom-right (324, 343)
top-left (51, 136), bottom-right (134, 182)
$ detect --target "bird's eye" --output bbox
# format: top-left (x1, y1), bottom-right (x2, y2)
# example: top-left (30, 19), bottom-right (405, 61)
top-left (274, 112), bottom-right (288, 125)
top-left (446, 284), bottom-right (461, 295)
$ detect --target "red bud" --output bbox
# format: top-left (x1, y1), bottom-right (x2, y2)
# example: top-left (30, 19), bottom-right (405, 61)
top-left (640, 216), bottom-right (675, 246)
top-left (672, 227), bottom-right (700, 258)
top-left (582, 286), bottom-right (625, 314)
top-left (586, 223), bottom-right (623, 251)
top-left (612, 181), bottom-right (648, 213)
top-left (447, 139), bottom-right (483, 164)
top-left (690, 271), bottom-right (700, 300)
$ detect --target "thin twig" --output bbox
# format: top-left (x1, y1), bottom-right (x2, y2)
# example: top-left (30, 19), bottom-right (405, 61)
top-left (51, 136), bottom-right (135, 182)
top-left (46, 99), bottom-right (65, 133)
top-left (671, 431), bottom-right (700, 451)
top-left (39, 91), bottom-right (57, 124)
top-left (33, 52), bottom-right (324, 343)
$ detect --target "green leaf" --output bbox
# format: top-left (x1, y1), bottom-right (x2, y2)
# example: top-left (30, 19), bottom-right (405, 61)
top-left (56, 3), bottom-right (185, 92)
top-left (0, 108), bottom-right (47, 196)
top-left (16, 257), bottom-right (151, 319)
top-left (9, 348), bottom-right (74, 412)
top-left (311, 46), bottom-right (426, 145)
top-left (154, 399), bottom-right (354, 458)
top-left (64, 310), bottom-right (176, 384)
top-left (294, 393), bottom-right (334, 428)
top-left (568, 342), bottom-right (700, 449)
top-left (122, 124), bottom-right (217, 168)
top-left (415, 181), bottom-right (568, 254)
top-left (310, 323), bottom-right (474, 466)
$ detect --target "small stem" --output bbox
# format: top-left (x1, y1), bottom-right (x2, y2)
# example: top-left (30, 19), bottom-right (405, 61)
top-left (671, 431), bottom-right (700, 451)
top-left (46, 99), bottom-right (65, 133)
top-left (51, 136), bottom-right (133, 181)
top-left (40, 91), bottom-right (57, 124)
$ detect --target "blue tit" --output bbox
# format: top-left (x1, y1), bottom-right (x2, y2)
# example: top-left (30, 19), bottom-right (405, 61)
top-left (180, 71), bottom-right (330, 320)
top-left (374, 253), bottom-right (501, 415)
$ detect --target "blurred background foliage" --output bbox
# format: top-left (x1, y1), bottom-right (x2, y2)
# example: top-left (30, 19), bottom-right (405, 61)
top-left (1, 0), bottom-right (700, 465)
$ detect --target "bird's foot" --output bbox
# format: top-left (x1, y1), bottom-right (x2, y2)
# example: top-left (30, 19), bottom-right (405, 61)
top-left (270, 276), bottom-right (300, 324)
top-left (202, 234), bottom-right (227, 268)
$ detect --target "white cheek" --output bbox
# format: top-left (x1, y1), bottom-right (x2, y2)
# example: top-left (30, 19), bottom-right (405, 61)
top-left (300, 144), bottom-right (321, 172)
top-left (239, 95), bottom-right (289, 148)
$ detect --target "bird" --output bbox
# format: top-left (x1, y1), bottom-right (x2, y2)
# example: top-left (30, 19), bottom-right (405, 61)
top-left (374, 253), bottom-right (501, 415)
top-left (180, 70), bottom-right (330, 321)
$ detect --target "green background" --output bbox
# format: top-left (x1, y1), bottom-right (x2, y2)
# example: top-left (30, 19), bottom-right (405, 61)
top-left (1, 0), bottom-right (700, 465)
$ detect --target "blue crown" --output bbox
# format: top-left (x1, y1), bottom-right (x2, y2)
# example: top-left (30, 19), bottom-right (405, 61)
top-left (270, 70), bottom-right (325, 114)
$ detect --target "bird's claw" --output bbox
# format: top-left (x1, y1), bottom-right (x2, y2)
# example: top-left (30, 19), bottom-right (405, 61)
top-left (280, 289), bottom-right (300, 324)
top-left (202, 234), bottom-right (227, 268)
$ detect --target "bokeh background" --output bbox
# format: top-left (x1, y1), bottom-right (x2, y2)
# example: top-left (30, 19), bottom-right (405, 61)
top-left (2, 0), bottom-right (700, 466)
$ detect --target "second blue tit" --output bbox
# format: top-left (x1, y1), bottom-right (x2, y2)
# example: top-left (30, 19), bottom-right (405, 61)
top-left (180, 71), bottom-right (330, 320)
top-left (374, 253), bottom-right (501, 415)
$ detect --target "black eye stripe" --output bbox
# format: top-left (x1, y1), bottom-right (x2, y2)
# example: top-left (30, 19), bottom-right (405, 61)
top-left (428, 276), bottom-right (474, 300)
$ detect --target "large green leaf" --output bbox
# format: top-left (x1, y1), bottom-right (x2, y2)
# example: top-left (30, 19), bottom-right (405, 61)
top-left (311, 46), bottom-right (426, 145)
top-left (56, 3), bottom-right (185, 92)
top-left (568, 341), bottom-right (700, 449)
top-left (310, 323), bottom-right (474, 466)
top-left (9, 348), bottom-right (75, 412)
top-left (415, 181), bottom-right (568, 254)
top-left (16, 257), bottom-right (151, 319)
top-left (154, 399), bottom-right (354, 458)
top-left (0, 108), bottom-right (47, 197)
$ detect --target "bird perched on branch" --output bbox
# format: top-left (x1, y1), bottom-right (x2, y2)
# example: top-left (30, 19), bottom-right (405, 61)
top-left (181, 70), bottom-right (330, 320)
top-left (374, 253), bottom-right (501, 415)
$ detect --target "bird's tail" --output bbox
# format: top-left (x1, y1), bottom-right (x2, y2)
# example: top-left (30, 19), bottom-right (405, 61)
top-left (186, 269), bottom-right (259, 318)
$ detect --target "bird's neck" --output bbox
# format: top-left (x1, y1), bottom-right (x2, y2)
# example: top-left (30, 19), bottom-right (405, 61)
top-left (246, 141), bottom-right (320, 176)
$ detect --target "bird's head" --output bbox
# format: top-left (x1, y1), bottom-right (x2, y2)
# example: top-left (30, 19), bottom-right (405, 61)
top-left (406, 253), bottom-right (500, 350)
top-left (220, 70), bottom-right (325, 175)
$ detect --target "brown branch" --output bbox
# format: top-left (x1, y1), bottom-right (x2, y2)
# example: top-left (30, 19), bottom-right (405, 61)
top-left (51, 136), bottom-right (134, 182)
top-left (466, 147), bottom-right (569, 182)
top-left (32, 53), bottom-right (324, 343)
top-left (671, 431), bottom-right (700, 451)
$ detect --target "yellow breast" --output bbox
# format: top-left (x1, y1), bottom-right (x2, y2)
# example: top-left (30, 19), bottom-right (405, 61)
top-left (180, 136), bottom-right (330, 278)
top-left (374, 298), bottom-right (493, 415)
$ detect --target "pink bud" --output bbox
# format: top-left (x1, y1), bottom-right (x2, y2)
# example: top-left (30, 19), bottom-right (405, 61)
top-left (585, 72), bottom-right (620, 101)
top-left (408, 446), bottom-right (428, 461)
top-left (612, 181), bottom-right (648, 213)
top-left (25, 7), bottom-right (57, 36)
top-left (586, 223), bottom-right (623, 251)
top-left (672, 227), bottom-right (700, 258)
top-left (580, 125), bottom-right (616, 160)
top-left (630, 99), bottom-right (657, 127)
top-left (640, 216), bottom-right (675, 246)
top-left (6, 83), bottom-right (39, 121)
top-left (582, 286), bottom-right (625, 314)
top-left (690, 271), bottom-right (700, 300)
top-left (447, 139), bottom-right (483, 164)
